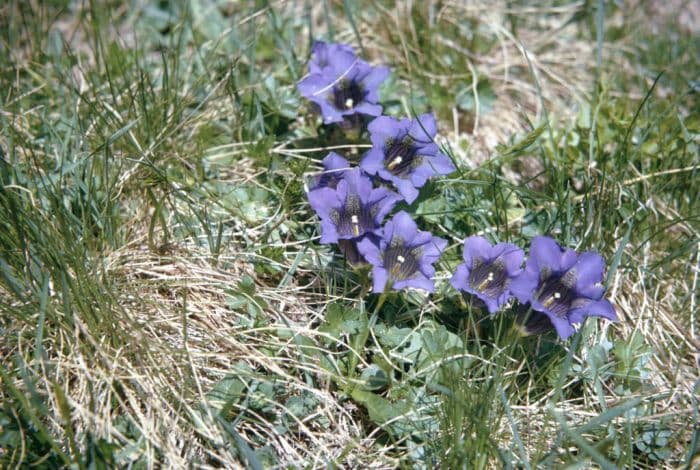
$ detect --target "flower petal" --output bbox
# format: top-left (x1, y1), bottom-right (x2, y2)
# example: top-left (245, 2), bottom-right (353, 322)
top-left (343, 168), bottom-right (373, 203)
top-left (360, 148), bottom-right (386, 175)
top-left (388, 211), bottom-right (419, 245)
top-left (352, 102), bottom-right (383, 116)
top-left (530, 236), bottom-right (577, 274)
top-left (310, 152), bottom-right (351, 190)
top-left (322, 152), bottom-right (350, 171)
top-left (510, 269), bottom-right (539, 304)
top-left (371, 267), bottom-right (390, 293)
top-left (418, 236), bottom-right (447, 264)
top-left (362, 66), bottom-right (390, 91)
top-left (307, 187), bottom-right (339, 217)
top-left (418, 262), bottom-right (436, 279)
top-left (408, 113), bottom-right (437, 142)
top-left (368, 187), bottom-right (401, 224)
top-left (569, 298), bottom-right (617, 324)
top-left (424, 151), bottom-right (456, 175)
top-left (493, 242), bottom-right (525, 276)
top-left (315, 99), bottom-right (345, 123)
top-left (381, 218), bottom-right (395, 246)
top-left (392, 177), bottom-right (420, 204)
top-left (546, 313), bottom-right (576, 340)
top-left (450, 264), bottom-right (470, 291)
top-left (357, 236), bottom-right (383, 267)
top-left (368, 115), bottom-right (408, 145)
top-left (309, 42), bottom-right (356, 74)
top-left (408, 163), bottom-right (433, 188)
top-left (328, 50), bottom-right (359, 77)
top-left (393, 273), bottom-right (434, 293)
top-left (297, 74), bottom-right (330, 98)
top-left (571, 251), bottom-right (607, 299)
top-left (462, 236), bottom-right (493, 267)
top-left (318, 217), bottom-right (340, 244)
top-left (561, 248), bottom-right (578, 272)
top-left (479, 294), bottom-right (501, 314)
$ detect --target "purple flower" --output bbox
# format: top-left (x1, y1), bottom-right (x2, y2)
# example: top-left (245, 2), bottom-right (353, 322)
top-left (357, 211), bottom-right (447, 293)
top-left (307, 168), bottom-right (401, 244)
top-left (510, 236), bottom-right (617, 340)
top-left (308, 152), bottom-right (351, 191)
top-left (360, 114), bottom-right (455, 203)
top-left (308, 41), bottom-right (354, 74)
top-left (297, 45), bottom-right (390, 124)
top-left (450, 236), bottom-right (524, 314)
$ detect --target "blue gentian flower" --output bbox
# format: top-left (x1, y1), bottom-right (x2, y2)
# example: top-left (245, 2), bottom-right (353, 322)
top-left (297, 43), bottom-right (389, 124)
top-left (510, 236), bottom-right (617, 340)
top-left (360, 114), bottom-right (455, 203)
top-left (357, 211), bottom-right (447, 293)
top-left (308, 152), bottom-right (351, 191)
top-left (307, 168), bottom-right (401, 244)
top-left (450, 236), bottom-right (524, 314)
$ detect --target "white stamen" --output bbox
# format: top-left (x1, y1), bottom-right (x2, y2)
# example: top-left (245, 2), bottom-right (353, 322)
top-left (345, 98), bottom-right (354, 109)
top-left (397, 255), bottom-right (405, 263)
top-left (351, 215), bottom-right (360, 236)
top-left (388, 156), bottom-right (403, 170)
top-left (487, 272), bottom-right (494, 281)
top-left (554, 292), bottom-right (561, 299)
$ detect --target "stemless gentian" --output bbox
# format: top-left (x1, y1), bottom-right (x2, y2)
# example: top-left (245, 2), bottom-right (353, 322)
top-left (357, 211), bottom-right (447, 293)
top-left (308, 152), bottom-right (351, 191)
top-left (307, 168), bottom-right (401, 244)
top-left (510, 236), bottom-right (617, 340)
top-left (360, 113), bottom-right (455, 203)
top-left (450, 236), bottom-right (524, 314)
top-left (297, 45), bottom-right (389, 124)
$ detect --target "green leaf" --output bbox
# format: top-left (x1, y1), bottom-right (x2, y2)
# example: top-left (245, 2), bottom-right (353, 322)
top-left (318, 302), bottom-right (363, 338)
top-left (359, 365), bottom-right (389, 391)
top-left (350, 389), bottom-right (414, 437)
top-left (206, 375), bottom-right (247, 417)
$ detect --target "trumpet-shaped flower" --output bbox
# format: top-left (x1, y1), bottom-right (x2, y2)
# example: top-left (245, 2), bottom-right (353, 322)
top-left (307, 168), bottom-right (400, 244)
top-left (297, 44), bottom-right (389, 124)
top-left (510, 236), bottom-right (617, 340)
top-left (357, 211), bottom-right (447, 293)
top-left (450, 236), bottom-right (524, 313)
top-left (360, 113), bottom-right (455, 203)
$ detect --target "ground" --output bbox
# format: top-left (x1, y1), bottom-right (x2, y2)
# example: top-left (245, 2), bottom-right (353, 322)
top-left (0, 0), bottom-right (698, 468)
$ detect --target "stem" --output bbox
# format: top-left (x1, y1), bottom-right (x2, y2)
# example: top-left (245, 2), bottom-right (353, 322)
top-left (347, 286), bottom-right (389, 381)
top-left (368, 289), bottom-right (388, 328)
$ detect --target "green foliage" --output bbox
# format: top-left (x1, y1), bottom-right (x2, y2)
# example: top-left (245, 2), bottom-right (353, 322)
top-left (612, 331), bottom-right (652, 394)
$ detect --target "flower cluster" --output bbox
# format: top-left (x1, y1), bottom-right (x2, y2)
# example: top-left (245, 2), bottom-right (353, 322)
top-left (450, 235), bottom-right (617, 339)
top-left (298, 41), bottom-right (617, 340)
top-left (300, 41), bottom-right (452, 294)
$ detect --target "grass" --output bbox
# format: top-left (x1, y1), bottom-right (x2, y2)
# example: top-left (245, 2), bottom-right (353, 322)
top-left (1, 0), bottom-right (698, 468)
